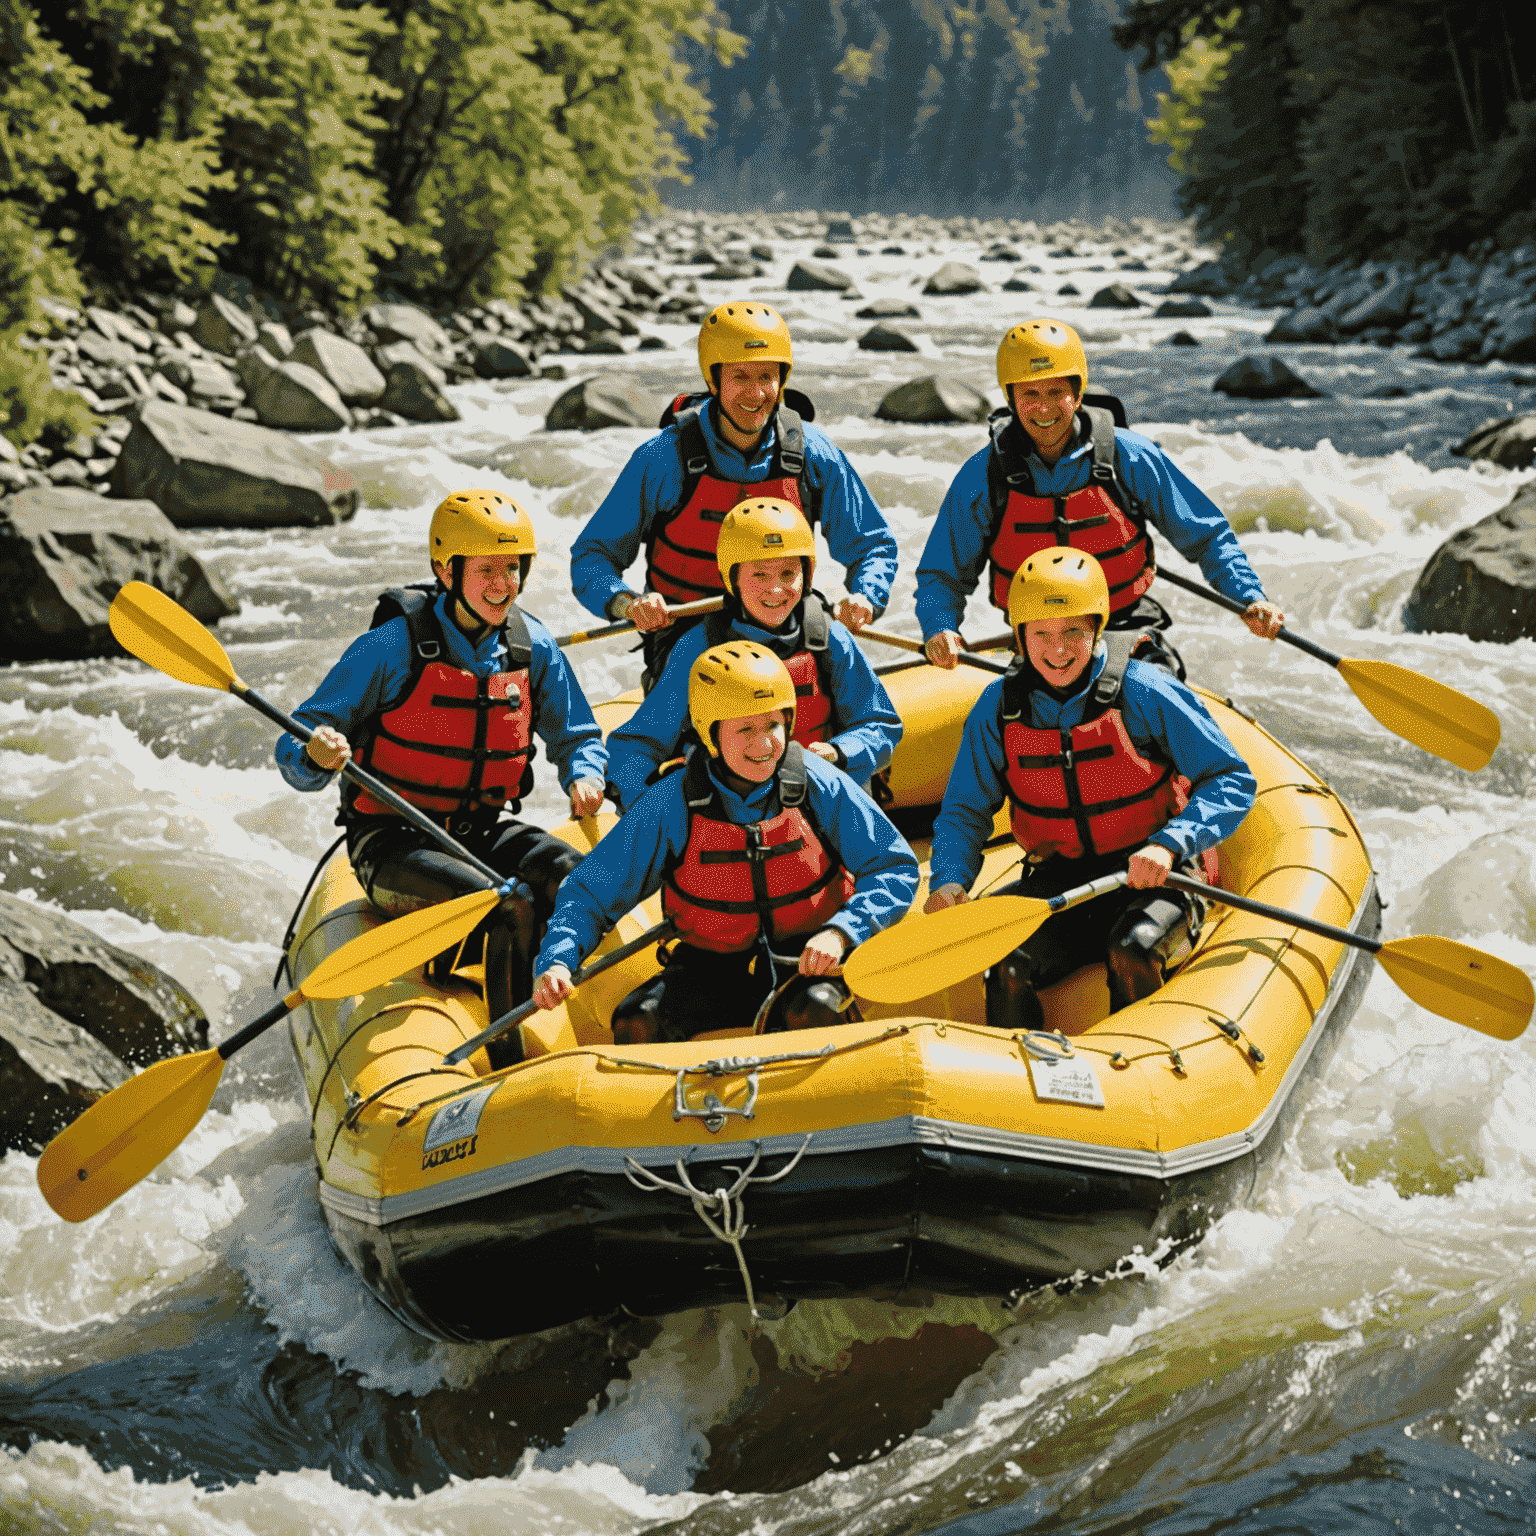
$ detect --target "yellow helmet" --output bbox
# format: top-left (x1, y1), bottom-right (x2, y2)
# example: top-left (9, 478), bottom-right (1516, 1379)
top-left (715, 497), bottom-right (816, 593)
top-left (996, 318), bottom-right (1088, 394)
top-left (428, 489), bottom-right (537, 570)
top-left (688, 641), bottom-right (797, 756)
top-left (698, 302), bottom-right (794, 387)
top-left (1008, 550), bottom-right (1110, 636)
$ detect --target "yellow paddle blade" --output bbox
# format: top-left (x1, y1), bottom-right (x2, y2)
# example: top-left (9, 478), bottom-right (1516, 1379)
top-left (108, 580), bottom-right (239, 692)
top-left (845, 896), bottom-right (1050, 1005)
top-left (1337, 658), bottom-right (1501, 772)
top-left (300, 888), bottom-right (499, 1000)
top-left (1378, 936), bottom-right (1533, 1040)
top-left (36, 1050), bottom-right (225, 1223)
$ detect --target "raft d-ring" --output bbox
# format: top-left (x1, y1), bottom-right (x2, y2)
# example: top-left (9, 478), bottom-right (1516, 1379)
top-left (675, 1069), bottom-right (759, 1133)
top-left (1018, 1030), bottom-right (1073, 1062)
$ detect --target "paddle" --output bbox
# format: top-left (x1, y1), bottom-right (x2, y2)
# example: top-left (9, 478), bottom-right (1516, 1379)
top-left (859, 625), bottom-right (1009, 675)
top-left (846, 869), bottom-right (1533, 1040)
top-left (552, 596), bottom-right (723, 648)
top-left (36, 889), bottom-right (500, 1223)
top-left (1154, 567), bottom-right (1501, 772)
top-left (108, 582), bottom-right (510, 889)
top-left (442, 918), bottom-right (678, 1066)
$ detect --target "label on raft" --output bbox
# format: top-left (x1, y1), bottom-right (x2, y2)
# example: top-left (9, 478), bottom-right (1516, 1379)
top-left (1027, 1053), bottom-right (1105, 1107)
top-left (423, 1085), bottom-right (496, 1156)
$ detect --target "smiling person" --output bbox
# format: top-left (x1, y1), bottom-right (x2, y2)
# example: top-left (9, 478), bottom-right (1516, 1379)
top-left (276, 490), bottom-right (607, 1058)
top-left (570, 301), bottom-right (898, 686)
top-left (604, 497), bottom-right (902, 811)
top-left (916, 318), bottom-right (1284, 673)
top-left (925, 550), bottom-right (1255, 1033)
top-left (531, 643), bottom-right (918, 1043)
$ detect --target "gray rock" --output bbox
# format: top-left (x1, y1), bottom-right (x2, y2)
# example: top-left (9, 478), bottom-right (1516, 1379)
top-left (705, 261), bottom-right (762, 281)
top-left (110, 400), bottom-right (358, 527)
top-left (1057, 282), bottom-right (1080, 296)
top-left (291, 329), bottom-right (386, 406)
top-left (472, 334), bottom-right (535, 378)
top-left (154, 299), bottom-right (199, 337)
top-left (363, 302), bottom-right (454, 362)
top-left (545, 377), bottom-right (652, 431)
top-left (1168, 260), bottom-right (1231, 297)
top-left (981, 244), bottom-right (1021, 262)
top-left (1265, 305), bottom-right (1337, 343)
top-left (1489, 309), bottom-right (1536, 364)
top-left (858, 323), bottom-right (919, 352)
top-left (1420, 323), bottom-right (1485, 362)
top-left (159, 354), bottom-right (245, 409)
top-left (232, 344), bottom-right (280, 395)
top-left (855, 299), bottom-right (921, 319)
top-left (564, 285), bottom-right (640, 337)
top-left (250, 361), bottom-right (353, 431)
top-left (750, 243), bottom-right (774, 261)
top-left (923, 262), bottom-right (984, 296)
top-left (0, 889), bottom-right (208, 1152)
top-left (1166, 331), bottom-right (1201, 346)
top-left (1453, 413), bottom-right (1536, 469)
top-left (375, 340), bottom-right (447, 390)
top-left (257, 321), bottom-right (293, 358)
top-left (1156, 298), bottom-right (1213, 319)
top-left (87, 308), bottom-right (155, 353)
top-left (824, 219), bottom-right (856, 242)
top-left (379, 359), bottom-right (460, 423)
top-left (1003, 276), bottom-right (1036, 293)
top-left (787, 260), bottom-right (856, 292)
top-left (1212, 355), bottom-right (1328, 399)
top-left (1088, 283), bottom-right (1142, 309)
top-left (875, 375), bottom-right (992, 424)
top-left (1402, 481), bottom-right (1536, 643)
top-left (192, 294), bottom-right (259, 356)
top-left (76, 332), bottom-right (142, 370)
top-left (147, 372), bottom-right (189, 407)
top-left (1339, 274), bottom-right (1417, 332)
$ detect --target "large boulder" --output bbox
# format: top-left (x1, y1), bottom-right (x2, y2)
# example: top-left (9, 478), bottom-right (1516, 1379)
top-left (158, 354), bottom-right (245, 410)
top-left (1402, 481), bottom-right (1536, 643)
top-left (858, 323), bottom-right (919, 352)
top-left (545, 378), bottom-right (652, 431)
top-left (1488, 308), bottom-right (1536, 365)
top-left (1212, 355), bottom-right (1328, 399)
top-left (363, 302), bottom-right (454, 363)
top-left (1087, 282), bottom-right (1142, 309)
top-left (471, 333), bottom-right (535, 379)
top-left (875, 375), bottom-right (992, 424)
top-left (110, 400), bottom-right (359, 528)
top-left (1419, 323), bottom-right (1485, 362)
top-left (787, 260), bottom-right (855, 293)
top-left (290, 329), bottom-right (386, 406)
top-left (376, 339), bottom-right (447, 389)
top-left (1168, 260), bottom-right (1231, 297)
top-left (1265, 306), bottom-right (1337, 344)
top-left (1156, 298), bottom-right (1213, 319)
top-left (1339, 273), bottom-right (1417, 332)
top-left (1453, 413), bottom-right (1536, 469)
top-left (0, 889), bottom-right (208, 1153)
top-left (922, 262), bottom-right (984, 296)
top-left (856, 299), bottom-right (921, 320)
top-left (249, 361), bottom-right (353, 432)
top-left (0, 486), bottom-right (237, 661)
top-left (191, 294), bottom-right (259, 356)
top-left (379, 358), bottom-right (460, 422)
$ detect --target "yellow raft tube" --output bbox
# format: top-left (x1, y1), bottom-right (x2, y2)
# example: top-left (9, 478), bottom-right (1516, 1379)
top-left (284, 663), bottom-right (1376, 1342)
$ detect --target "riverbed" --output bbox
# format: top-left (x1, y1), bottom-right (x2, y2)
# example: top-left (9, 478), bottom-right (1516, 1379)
top-left (4, 222), bottom-right (1536, 1535)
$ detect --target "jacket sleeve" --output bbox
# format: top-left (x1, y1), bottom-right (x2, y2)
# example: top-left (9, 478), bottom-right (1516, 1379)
top-left (1116, 430), bottom-right (1266, 607)
top-left (569, 432), bottom-right (685, 619)
top-left (605, 625), bottom-right (707, 811)
top-left (533, 777), bottom-right (688, 975)
top-left (803, 760), bottom-right (919, 948)
top-left (527, 619), bottom-right (608, 789)
top-left (823, 623), bottom-right (902, 783)
top-left (804, 427), bottom-right (897, 617)
top-left (1118, 664), bottom-right (1256, 859)
top-left (915, 448), bottom-right (993, 641)
top-left (273, 621), bottom-right (414, 791)
top-left (928, 680), bottom-right (1010, 891)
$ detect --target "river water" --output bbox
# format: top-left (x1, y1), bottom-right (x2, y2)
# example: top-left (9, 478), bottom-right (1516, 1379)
top-left (4, 222), bottom-right (1536, 1535)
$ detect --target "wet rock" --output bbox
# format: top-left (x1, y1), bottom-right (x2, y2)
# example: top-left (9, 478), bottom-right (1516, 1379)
top-left (232, 344), bottom-right (279, 396)
top-left (1156, 298), bottom-right (1212, 320)
top-left (159, 354), bottom-right (245, 410)
top-left (76, 332), bottom-right (142, 370)
top-left (376, 340), bottom-right (447, 390)
top-left (1212, 355), bottom-right (1327, 399)
top-left (249, 360), bottom-right (352, 431)
top-left (111, 400), bottom-right (358, 527)
top-left (981, 244), bottom-right (1021, 262)
top-left (379, 358), bottom-right (460, 423)
top-left (1057, 282), bottom-right (1081, 296)
top-left (0, 889), bottom-right (209, 1153)
top-left (923, 262), bottom-right (984, 296)
top-left (875, 375), bottom-right (991, 424)
top-left (1087, 283), bottom-right (1142, 309)
top-left (1402, 480), bottom-right (1536, 643)
top-left (1168, 260), bottom-right (1232, 297)
top-left (191, 294), bottom-right (259, 356)
top-left (880, 244), bottom-right (906, 256)
top-left (1166, 331), bottom-right (1200, 346)
top-left (788, 260), bottom-right (856, 293)
top-left (472, 334), bottom-right (535, 379)
top-left (749, 243), bottom-right (774, 261)
top-left (858, 323), bottom-right (919, 352)
top-left (0, 486), bottom-right (237, 660)
top-left (855, 299), bottom-right (921, 319)
top-left (257, 321), bottom-right (294, 358)
top-left (1003, 275), bottom-right (1036, 293)
top-left (1339, 273), bottom-right (1417, 332)
top-left (1488, 309), bottom-right (1536, 365)
top-left (824, 219), bottom-right (855, 242)
top-left (545, 377), bottom-right (653, 431)
top-left (1265, 306), bottom-right (1336, 344)
top-left (1419, 323), bottom-right (1485, 362)
top-left (583, 333), bottom-right (631, 355)
top-left (363, 302), bottom-right (454, 364)
top-left (706, 261), bottom-right (762, 281)
top-left (291, 329), bottom-right (386, 406)
top-left (1452, 413), bottom-right (1536, 469)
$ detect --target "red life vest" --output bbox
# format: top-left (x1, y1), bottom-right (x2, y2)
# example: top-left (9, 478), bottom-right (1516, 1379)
top-left (645, 398), bottom-right (818, 604)
top-left (999, 642), bottom-right (1191, 863)
top-left (985, 405), bottom-right (1154, 617)
top-left (347, 587), bottom-right (535, 825)
top-left (662, 744), bottom-right (856, 953)
top-left (701, 596), bottom-right (836, 747)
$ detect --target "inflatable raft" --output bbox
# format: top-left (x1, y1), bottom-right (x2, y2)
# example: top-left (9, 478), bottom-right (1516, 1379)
top-left (283, 662), bottom-right (1377, 1342)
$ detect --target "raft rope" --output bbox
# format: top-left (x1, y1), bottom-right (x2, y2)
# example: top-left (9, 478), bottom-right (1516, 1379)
top-left (623, 1136), bottom-right (813, 1320)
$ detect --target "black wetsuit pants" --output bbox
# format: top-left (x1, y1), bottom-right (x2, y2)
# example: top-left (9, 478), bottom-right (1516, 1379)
top-left (984, 848), bottom-right (1205, 1033)
top-left (346, 814), bottom-right (583, 1064)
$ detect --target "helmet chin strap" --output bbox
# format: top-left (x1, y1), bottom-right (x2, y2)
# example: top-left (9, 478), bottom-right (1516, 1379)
top-left (443, 556), bottom-right (493, 640)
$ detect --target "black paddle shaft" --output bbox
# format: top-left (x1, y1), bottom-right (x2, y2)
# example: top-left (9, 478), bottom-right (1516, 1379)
top-left (1164, 871), bottom-right (1380, 957)
top-left (1154, 568), bottom-right (1341, 668)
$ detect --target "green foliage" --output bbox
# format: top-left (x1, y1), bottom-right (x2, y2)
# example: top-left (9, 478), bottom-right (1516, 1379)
top-left (0, 330), bottom-right (97, 448)
top-left (1145, 12), bottom-right (1238, 176)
